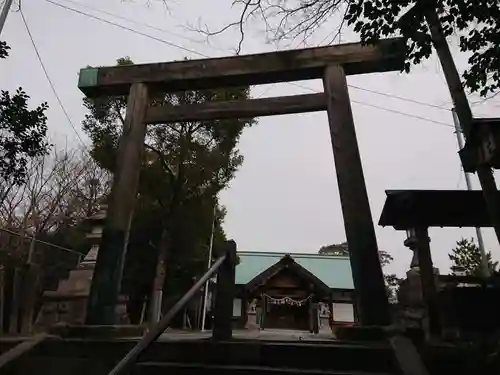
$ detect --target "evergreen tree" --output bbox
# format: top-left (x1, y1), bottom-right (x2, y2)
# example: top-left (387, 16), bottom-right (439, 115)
top-left (318, 242), bottom-right (401, 302)
top-left (449, 237), bottom-right (498, 276)
top-left (0, 41), bottom-right (50, 195)
top-left (82, 57), bottom-right (255, 321)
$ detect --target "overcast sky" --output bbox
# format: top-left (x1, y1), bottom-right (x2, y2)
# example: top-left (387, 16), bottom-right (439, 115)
top-left (1, 0), bottom-right (499, 277)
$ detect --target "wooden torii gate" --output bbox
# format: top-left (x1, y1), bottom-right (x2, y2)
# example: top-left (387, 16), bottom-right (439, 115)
top-left (78, 38), bottom-right (405, 327)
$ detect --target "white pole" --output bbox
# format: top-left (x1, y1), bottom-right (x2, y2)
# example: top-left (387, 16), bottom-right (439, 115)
top-left (201, 199), bottom-right (217, 331)
top-left (0, 0), bottom-right (14, 37)
top-left (452, 108), bottom-right (490, 277)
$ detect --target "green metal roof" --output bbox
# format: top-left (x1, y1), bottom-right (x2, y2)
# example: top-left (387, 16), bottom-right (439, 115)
top-left (236, 251), bottom-right (354, 290)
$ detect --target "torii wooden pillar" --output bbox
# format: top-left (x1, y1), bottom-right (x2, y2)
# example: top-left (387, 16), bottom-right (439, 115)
top-left (85, 83), bottom-right (149, 324)
top-left (78, 38), bottom-right (405, 326)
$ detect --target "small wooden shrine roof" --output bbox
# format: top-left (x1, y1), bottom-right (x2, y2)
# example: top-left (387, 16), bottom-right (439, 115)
top-left (244, 254), bottom-right (332, 297)
top-left (378, 190), bottom-right (500, 230)
top-left (236, 251), bottom-right (353, 290)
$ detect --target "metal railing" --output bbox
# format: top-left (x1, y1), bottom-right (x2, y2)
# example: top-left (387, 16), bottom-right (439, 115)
top-left (108, 251), bottom-right (230, 375)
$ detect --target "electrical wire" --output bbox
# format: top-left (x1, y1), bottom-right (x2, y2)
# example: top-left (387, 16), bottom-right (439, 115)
top-left (43, 0), bottom-right (455, 129)
top-left (353, 101), bottom-right (454, 128)
top-left (45, 0), bottom-right (210, 59)
top-left (255, 84), bottom-right (276, 98)
top-left (53, 0), bottom-right (231, 54)
top-left (45, 0), bottom-right (453, 117)
top-left (0, 227), bottom-right (82, 256)
top-left (288, 82), bottom-right (455, 128)
top-left (348, 84), bottom-right (450, 112)
top-left (256, 81), bottom-right (452, 117)
top-left (20, 8), bottom-right (88, 148)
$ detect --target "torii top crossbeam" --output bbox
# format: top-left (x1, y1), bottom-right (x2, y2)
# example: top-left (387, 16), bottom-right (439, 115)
top-left (78, 38), bottom-right (404, 98)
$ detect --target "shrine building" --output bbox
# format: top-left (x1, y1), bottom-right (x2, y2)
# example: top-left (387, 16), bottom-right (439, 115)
top-left (231, 252), bottom-right (356, 331)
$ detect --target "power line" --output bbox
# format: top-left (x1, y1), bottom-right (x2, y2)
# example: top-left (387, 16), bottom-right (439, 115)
top-left (45, 0), bottom-right (211, 59)
top-left (352, 100), bottom-right (454, 128)
top-left (348, 84), bottom-right (450, 112)
top-left (0, 227), bottom-right (82, 256)
top-left (255, 84), bottom-right (276, 98)
top-left (45, 0), bottom-right (450, 114)
top-left (44, 0), bottom-right (454, 129)
top-left (256, 81), bottom-right (451, 115)
top-left (53, 0), bottom-right (231, 54)
top-left (20, 9), bottom-right (88, 148)
top-left (288, 82), bottom-right (455, 128)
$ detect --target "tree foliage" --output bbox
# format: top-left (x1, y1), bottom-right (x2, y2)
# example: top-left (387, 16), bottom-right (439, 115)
top-left (449, 237), bottom-right (498, 276)
top-left (0, 149), bottom-right (110, 268)
top-left (0, 149), bottom-right (110, 332)
top-left (318, 242), bottom-right (349, 256)
top-left (318, 241), bottom-right (401, 302)
top-left (0, 41), bottom-right (9, 59)
top-left (207, 0), bottom-right (500, 97)
top-left (345, 0), bottom-right (500, 96)
top-left (82, 57), bottom-right (254, 320)
top-left (0, 41), bottom-right (50, 192)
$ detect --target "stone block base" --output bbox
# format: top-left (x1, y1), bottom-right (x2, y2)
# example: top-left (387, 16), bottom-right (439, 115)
top-left (35, 294), bottom-right (129, 331)
top-left (48, 324), bottom-right (146, 339)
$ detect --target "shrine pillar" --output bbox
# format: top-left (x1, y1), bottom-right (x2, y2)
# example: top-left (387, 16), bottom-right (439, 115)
top-left (323, 65), bottom-right (390, 326)
top-left (85, 83), bottom-right (149, 325)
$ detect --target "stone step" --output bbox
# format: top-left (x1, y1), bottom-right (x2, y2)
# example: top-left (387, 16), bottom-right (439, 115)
top-left (134, 362), bottom-right (393, 375)
top-left (139, 340), bottom-right (395, 373)
top-left (7, 338), bottom-right (397, 375)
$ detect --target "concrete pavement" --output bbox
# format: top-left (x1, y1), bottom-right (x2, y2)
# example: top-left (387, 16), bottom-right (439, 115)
top-left (158, 328), bottom-right (335, 342)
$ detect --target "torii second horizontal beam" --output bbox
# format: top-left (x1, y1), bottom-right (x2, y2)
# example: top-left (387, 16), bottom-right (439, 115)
top-left (145, 93), bottom-right (326, 123)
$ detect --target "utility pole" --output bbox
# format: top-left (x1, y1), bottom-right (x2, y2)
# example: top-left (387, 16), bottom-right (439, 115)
top-left (20, 201), bottom-right (39, 335)
top-left (452, 108), bottom-right (490, 278)
top-left (26, 230), bottom-right (36, 265)
top-left (424, 8), bottom-right (500, 247)
top-left (201, 199), bottom-right (217, 332)
top-left (20, 230), bottom-right (37, 335)
top-left (0, 0), bottom-right (14, 36)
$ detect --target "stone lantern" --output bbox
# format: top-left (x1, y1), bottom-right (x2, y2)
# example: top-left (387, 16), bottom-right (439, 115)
top-left (396, 228), bottom-right (441, 333)
top-left (35, 204), bottom-right (129, 328)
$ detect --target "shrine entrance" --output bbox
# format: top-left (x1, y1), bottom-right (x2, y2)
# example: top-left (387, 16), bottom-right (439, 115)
top-left (264, 296), bottom-right (310, 330)
top-left (244, 254), bottom-right (331, 332)
top-left (78, 37), bottom-right (405, 326)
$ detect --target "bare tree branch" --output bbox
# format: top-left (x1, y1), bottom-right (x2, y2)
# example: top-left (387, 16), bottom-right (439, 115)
top-left (194, 0), bottom-right (347, 53)
top-left (0, 147), bottom-right (111, 262)
top-left (145, 143), bottom-right (176, 178)
top-left (472, 90), bottom-right (500, 107)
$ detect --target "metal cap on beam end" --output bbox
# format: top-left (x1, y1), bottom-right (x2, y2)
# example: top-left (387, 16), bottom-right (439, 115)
top-left (78, 67), bottom-right (99, 89)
